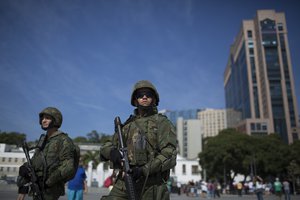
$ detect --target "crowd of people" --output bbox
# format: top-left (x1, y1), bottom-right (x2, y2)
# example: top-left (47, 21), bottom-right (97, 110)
top-left (162, 176), bottom-right (292, 200)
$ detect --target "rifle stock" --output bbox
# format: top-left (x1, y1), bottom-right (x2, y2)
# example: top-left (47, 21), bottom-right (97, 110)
top-left (22, 141), bottom-right (44, 200)
top-left (114, 116), bottom-right (138, 200)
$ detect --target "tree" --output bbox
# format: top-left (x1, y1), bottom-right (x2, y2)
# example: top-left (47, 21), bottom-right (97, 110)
top-left (87, 130), bottom-right (100, 143)
top-left (0, 131), bottom-right (26, 146)
top-left (287, 140), bottom-right (300, 194)
top-left (73, 136), bottom-right (88, 143)
top-left (199, 128), bottom-right (292, 185)
top-left (252, 134), bottom-right (290, 179)
top-left (82, 150), bottom-right (100, 169)
top-left (199, 128), bottom-right (252, 183)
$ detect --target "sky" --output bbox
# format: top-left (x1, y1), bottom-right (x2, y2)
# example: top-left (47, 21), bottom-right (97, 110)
top-left (0, 0), bottom-right (299, 141)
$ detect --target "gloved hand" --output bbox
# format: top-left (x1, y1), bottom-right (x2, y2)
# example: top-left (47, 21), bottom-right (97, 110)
top-left (110, 148), bottom-right (122, 168)
top-left (19, 164), bottom-right (31, 178)
top-left (131, 167), bottom-right (143, 180)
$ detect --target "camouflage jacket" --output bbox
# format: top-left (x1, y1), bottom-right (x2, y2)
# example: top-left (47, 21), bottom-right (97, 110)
top-left (31, 130), bottom-right (76, 196)
top-left (101, 108), bottom-right (177, 177)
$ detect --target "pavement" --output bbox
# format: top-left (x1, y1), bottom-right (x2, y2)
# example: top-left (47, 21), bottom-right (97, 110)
top-left (0, 184), bottom-right (299, 200)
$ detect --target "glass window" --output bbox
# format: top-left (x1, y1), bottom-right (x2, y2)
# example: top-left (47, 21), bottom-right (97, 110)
top-left (277, 23), bottom-right (283, 31)
top-left (256, 123), bottom-right (261, 131)
top-left (251, 123), bottom-right (255, 131)
top-left (192, 165), bottom-right (199, 175)
top-left (247, 30), bottom-right (253, 38)
top-left (182, 164), bottom-right (186, 174)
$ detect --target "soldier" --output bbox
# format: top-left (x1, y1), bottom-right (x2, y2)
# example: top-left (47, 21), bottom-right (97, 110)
top-left (100, 80), bottom-right (177, 200)
top-left (17, 107), bottom-right (78, 200)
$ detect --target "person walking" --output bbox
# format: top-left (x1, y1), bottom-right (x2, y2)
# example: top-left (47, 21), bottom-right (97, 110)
top-left (282, 178), bottom-right (291, 200)
top-left (100, 80), bottom-right (177, 200)
top-left (237, 182), bottom-right (243, 196)
top-left (17, 107), bottom-right (79, 200)
top-left (274, 178), bottom-right (283, 200)
top-left (254, 176), bottom-right (264, 200)
top-left (67, 159), bottom-right (87, 200)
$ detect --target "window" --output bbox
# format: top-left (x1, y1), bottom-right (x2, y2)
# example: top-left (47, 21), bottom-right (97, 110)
top-left (182, 164), bottom-right (186, 174)
top-left (15, 158), bottom-right (18, 162)
top-left (251, 123), bottom-right (255, 131)
top-left (172, 167), bottom-right (175, 173)
top-left (192, 165), bottom-right (199, 175)
top-left (247, 30), bottom-right (253, 38)
top-left (277, 23), bottom-right (283, 31)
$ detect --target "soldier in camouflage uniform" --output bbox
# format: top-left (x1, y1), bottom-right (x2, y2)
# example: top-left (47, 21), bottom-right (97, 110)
top-left (17, 107), bottom-right (78, 200)
top-left (100, 80), bottom-right (177, 200)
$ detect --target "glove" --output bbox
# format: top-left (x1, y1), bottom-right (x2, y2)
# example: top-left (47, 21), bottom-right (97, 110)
top-left (19, 164), bottom-right (31, 178)
top-left (131, 167), bottom-right (143, 180)
top-left (110, 148), bottom-right (122, 168)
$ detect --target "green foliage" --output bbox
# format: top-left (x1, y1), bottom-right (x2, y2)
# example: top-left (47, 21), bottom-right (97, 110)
top-left (199, 128), bottom-right (297, 183)
top-left (73, 131), bottom-right (111, 144)
top-left (73, 136), bottom-right (88, 143)
top-left (287, 140), bottom-right (300, 178)
top-left (82, 150), bottom-right (100, 169)
top-left (0, 131), bottom-right (26, 146)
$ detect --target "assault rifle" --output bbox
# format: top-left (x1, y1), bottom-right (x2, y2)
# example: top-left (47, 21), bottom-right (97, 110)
top-left (22, 140), bottom-right (45, 200)
top-left (114, 116), bottom-right (137, 200)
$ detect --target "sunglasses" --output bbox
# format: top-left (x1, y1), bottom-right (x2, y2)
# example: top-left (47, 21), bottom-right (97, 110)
top-left (135, 91), bottom-right (154, 99)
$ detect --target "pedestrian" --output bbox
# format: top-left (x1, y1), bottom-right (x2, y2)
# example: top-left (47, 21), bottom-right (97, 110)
top-left (100, 80), bottom-right (177, 200)
top-left (214, 181), bottom-right (221, 198)
top-left (254, 176), bottom-right (264, 200)
top-left (67, 158), bottom-right (88, 200)
top-left (274, 178), bottom-right (283, 200)
top-left (282, 178), bottom-right (291, 200)
top-left (17, 107), bottom-right (79, 200)
top-left (237, 181), bottom-right (243, 196)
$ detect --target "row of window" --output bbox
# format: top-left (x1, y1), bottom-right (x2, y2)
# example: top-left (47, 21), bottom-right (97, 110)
top-left (0, 166), bottom-right (18, 172)
top-left (1, 157), bottom-right (26, 163)
top-left (250, 123), bottom-right (268, 132)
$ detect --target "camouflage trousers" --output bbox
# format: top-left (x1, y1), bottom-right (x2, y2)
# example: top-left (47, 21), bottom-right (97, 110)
top-left (100, 179), bottom-right (170, 200)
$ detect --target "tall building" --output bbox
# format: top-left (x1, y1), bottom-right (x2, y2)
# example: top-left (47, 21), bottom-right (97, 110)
top-left (224, 10), bottom-right (299, 143)
top-left (198, 108), bottom-right (227, 138)
top-left (176, 117), bottom-right (202, 159)
top-left (160, 109), bottom-right (201, 126)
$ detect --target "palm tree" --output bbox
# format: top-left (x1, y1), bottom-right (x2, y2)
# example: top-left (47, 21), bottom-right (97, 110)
top-left (82, 150), bottom-right (100, 169)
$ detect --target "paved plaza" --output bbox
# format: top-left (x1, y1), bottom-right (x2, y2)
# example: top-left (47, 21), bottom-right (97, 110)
top-left (0, 184), bottom-right (299, 200)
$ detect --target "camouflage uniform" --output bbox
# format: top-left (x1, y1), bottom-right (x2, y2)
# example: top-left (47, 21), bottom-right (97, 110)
top-left (100, 80), bottom-right (177, 200)
top-left (18, 107), bottom-right (77, 200)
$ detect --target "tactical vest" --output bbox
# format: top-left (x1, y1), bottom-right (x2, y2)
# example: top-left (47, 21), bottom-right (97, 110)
top-left (123, 114), bottom-right (162, 166)
top-left (31, 132), bottom-right (80, 183)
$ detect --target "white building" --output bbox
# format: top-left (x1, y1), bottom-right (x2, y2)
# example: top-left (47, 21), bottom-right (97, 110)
top-left (176, 117), bottom-right (202, 159)
top-left (1, 143), bottom-right (202, 186)
top-left (92, 154), bottom-right (201, 187)
top-left (197, 108), bottom-right (227, 138)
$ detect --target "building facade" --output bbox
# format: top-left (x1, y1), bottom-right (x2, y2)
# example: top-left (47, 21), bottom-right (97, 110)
top-left (224, 10), bottom-right (299, 143)
top-left (176, 117), bottom-right (202, 159)
top-left (197, 108), bottom-right (227, 138)
top-left (160, 109), bottom-right (201, 126)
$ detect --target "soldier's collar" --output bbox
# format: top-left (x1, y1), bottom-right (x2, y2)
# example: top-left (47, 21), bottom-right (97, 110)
top-left (47, 130), bottom-right (63, 139)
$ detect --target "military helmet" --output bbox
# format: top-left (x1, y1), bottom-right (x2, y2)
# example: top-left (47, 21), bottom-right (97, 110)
top-left (131, 80), bottom-right (159, 106)
top-left (39, 107), bottom-right (63, 128)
